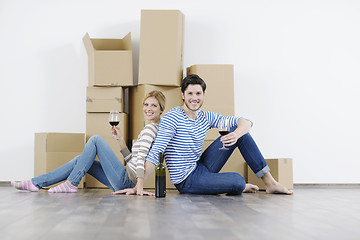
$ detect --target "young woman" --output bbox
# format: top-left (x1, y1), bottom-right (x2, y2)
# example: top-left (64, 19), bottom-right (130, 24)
top-left (12, 90), bottom-right (166, 196)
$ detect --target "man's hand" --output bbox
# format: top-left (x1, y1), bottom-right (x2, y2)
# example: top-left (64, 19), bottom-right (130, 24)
top-left (220, 131), bottom-right (240, 146)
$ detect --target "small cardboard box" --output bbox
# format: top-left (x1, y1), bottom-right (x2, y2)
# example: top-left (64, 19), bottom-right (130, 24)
top-left (247, 158), bottom-right (293, 190)
top-left (138, 10), bottom-right (184, 86)
top-left (83, 32), bottom-right (134, 87)
top-left (86, 86), bottom-right (124, 113)
top-left (85, 113), bottom-right (128, 188)
top-left (187, 64), bottom-right (235, 140)
top-left (34, 133), bottom-right (85, 188)
top-left (129, 84), bottom-right (182, 139)
top-left (202, 140), bottom-right (248, 182)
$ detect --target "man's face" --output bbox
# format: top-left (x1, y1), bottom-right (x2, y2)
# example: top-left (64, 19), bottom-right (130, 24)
top-left (181, 84), bottom-right (204, 112)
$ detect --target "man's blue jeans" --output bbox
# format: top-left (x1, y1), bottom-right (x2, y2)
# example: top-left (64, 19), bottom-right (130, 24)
top-left (175, 130), bottom-right (270, 195)
top-left (32, 135), bottom-right (135, 191)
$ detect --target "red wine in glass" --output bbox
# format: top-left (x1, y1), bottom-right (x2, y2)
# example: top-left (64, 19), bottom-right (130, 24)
top-left (109, 121), bottom-right (119, 126)
top-left (218, 118), bottom-right (230, 150)
top-left (109, 111), bottom-right (120, 137)
top-left (219, 130), bottom-right (229, 136)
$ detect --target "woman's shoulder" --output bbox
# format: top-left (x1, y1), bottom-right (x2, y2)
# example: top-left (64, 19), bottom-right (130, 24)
top-left (142, 123), bottom-right (159, 134)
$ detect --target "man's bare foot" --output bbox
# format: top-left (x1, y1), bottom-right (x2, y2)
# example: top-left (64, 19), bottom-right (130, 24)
top-left (243, 183), bottom-right (259, 193)
top-left (261, 172), bottom-right (293, 195)
top-left (266, 182), bottom-right (293, 195)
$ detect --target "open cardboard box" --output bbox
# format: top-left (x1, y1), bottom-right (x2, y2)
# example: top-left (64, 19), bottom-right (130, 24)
top-left (83, 32), bottom-right (134, 87)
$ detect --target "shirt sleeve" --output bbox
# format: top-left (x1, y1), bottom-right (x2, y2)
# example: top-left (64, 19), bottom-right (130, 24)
top-left (206, 112), bottom-right (241, 129)
top-left (145, 112), bottom-right (177, 165)
top-left (135, 124), bottom-right (158, 179)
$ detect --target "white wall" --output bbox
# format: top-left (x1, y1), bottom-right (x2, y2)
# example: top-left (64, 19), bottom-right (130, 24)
top-left (1, 0), bottom-right (359, 183)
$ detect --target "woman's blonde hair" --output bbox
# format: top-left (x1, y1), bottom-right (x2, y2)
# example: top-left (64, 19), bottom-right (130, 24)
top-left (143, 90), bottom-right (166, 113)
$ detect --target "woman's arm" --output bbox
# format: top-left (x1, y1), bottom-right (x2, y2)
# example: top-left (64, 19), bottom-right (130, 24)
top-left (112, 124), bottom-right (158, 196)
top-left (112, 162), bottom-right (156, 196)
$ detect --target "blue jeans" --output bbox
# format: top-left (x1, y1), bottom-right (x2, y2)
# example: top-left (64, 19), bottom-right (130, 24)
top-left (175, 130), bottom-right (270, 195)
top-left (32, 135), bottom-right (135, 191)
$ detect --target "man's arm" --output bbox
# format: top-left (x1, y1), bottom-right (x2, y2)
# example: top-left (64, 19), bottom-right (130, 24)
top-left (221, 118), bottom-right (252, 146)
top-left (145, 113), bottom-right (177, 165)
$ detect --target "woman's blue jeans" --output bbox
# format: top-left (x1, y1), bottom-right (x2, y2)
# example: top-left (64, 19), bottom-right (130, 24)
top-left (32, 135), bottom-right (135, 191)
top-left (175, 130), bottom-right (270, 195)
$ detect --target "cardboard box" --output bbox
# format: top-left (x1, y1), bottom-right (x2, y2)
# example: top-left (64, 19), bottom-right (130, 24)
top-left (138, 10), bottom-right (184, 86)
top-left (202, 140), bottom-right (248, 182)
top-left (129, 84), bottom-right (182, 139)
top-left (83, 32), bottom-right (134, 87)
top-left (85, 113), bottom-right (128, 188)
top-left (34, 133), bottom-right (85, 188)
top-left (86, 86), bottom-right (124, 113)
top-left (247, 158), bottom-right (293, 190)
top-left (187, 64), bottom-right (234, 140)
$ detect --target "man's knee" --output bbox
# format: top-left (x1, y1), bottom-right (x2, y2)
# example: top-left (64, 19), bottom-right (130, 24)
top-left (230, 173), bottom-right (246, 195)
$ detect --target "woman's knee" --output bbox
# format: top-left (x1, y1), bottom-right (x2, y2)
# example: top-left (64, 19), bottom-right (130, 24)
top-left (88, 135), bottom-right (104, 143)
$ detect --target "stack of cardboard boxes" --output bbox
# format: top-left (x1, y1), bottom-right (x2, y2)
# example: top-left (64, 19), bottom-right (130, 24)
top-left (132, 10), bottom-right (185, 189)
top-left (83, 33), bottom-right (134, 188)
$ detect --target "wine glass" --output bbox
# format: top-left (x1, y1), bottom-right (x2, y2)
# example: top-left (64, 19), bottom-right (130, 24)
top-left (109, 110), bottom-right (120, 137)
top-left (218, 118), bottom-right (230, 150)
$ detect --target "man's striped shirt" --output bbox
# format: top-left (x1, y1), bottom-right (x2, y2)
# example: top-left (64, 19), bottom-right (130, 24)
top-left (145, 107), bottom-right (242, 185)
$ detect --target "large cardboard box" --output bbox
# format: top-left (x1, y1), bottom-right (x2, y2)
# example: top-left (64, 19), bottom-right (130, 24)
top-left (34, 133), bottom-right (85, 188)
top-left (86, 86), bottom-right (124, 113)
top-left (85, 113), bottom-right (128, 188)
top-left (129, 84), bottom-right (182, 139)
top-left (138, 10), bottom-right (184, 86)
top-left (187, 64), bottom-right (234, 140)
top-left (247, 158), bottom-right (293, 190)
top-left (202, 140), bottom-right (248, 182)
top-left (83, 32), bottom-right (134, 87)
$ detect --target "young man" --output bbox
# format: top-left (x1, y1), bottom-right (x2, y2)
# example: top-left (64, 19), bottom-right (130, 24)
top-left (146, 74), bottom-right (293, 195)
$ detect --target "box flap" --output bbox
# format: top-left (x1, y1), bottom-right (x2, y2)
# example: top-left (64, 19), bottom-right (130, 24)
top-left (82, 32), bottom-right (94, 55)
top-left (122, 32), bottom-right (132, 50)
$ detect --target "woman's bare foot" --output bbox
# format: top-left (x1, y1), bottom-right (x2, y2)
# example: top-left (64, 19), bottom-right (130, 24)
top-left (243, 183), bottom-right (259, 193)
top-left (266, 182), bottom-right (293, 195)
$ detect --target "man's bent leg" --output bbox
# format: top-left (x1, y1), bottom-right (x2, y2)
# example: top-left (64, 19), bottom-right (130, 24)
top-left (237, 133), bottom-right (270, 178)
top-left (239, 133), bottom-right (293, 194)
top-left (175, 164), bottom-right (246, 195)
top-left (199, 128), bottom-right (239, 173)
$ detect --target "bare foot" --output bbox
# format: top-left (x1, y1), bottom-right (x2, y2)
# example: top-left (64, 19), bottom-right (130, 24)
top-left (266, 182), bottom-right (293, 195)
top-left (243, 183), bottom-right (259, 193)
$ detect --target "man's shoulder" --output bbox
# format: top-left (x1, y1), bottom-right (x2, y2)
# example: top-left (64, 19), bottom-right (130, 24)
top-left (163, 106), bottom-right (183, 118)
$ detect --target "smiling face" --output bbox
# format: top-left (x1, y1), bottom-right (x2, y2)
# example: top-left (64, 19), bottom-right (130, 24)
top-left (181, 84), bottom-right (204, 112)
top-left (143, 96), bottom-right (162, 124)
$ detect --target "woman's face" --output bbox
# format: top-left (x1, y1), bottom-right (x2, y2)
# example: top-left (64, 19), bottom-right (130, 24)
top-left (143, 96), bottom-right (162, 123)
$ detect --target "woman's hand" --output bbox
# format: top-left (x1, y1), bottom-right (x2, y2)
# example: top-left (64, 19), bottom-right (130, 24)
top-left (112, 188), bottom-right (136, 195)
top-left (112, 126), bottom-right (126, 149)
top-left (111, 126), bottom-right (122, 140)
top-left (111, 187), bottom-right (155, 196)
